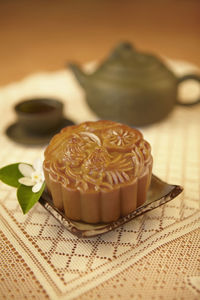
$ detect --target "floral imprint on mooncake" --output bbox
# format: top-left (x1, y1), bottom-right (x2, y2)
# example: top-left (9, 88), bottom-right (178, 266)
top-left (43, 121), bottom-right (152, 192)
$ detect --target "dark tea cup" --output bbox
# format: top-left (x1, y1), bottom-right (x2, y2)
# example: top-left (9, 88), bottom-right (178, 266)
top-left (14, 98), bottom-right (64, 135)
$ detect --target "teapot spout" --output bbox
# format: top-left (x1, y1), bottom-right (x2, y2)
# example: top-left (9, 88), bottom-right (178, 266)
top-left (68, 63), bottom-right (88, 88)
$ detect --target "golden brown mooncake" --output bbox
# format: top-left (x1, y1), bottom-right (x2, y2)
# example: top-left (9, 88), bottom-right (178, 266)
top-left (43, 120), bottom-right (153, 223)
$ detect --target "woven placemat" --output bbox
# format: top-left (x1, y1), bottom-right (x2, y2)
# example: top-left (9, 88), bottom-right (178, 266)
top-left (0, 59), bottom-right (200, 299)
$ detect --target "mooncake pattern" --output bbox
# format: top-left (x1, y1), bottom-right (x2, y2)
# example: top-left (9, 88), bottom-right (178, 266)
top-left (43, 120), bottom-right (153, 223)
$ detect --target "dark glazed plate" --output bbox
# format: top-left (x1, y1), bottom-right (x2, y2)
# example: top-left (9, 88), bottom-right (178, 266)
top-left (39, 175), bottom-right (183, 238)
top-left (6, 118), bottom-right (74, 146)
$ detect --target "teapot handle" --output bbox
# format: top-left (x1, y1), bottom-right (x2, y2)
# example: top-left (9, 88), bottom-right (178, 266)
top-left (176, 74), bottom-right (200, 106)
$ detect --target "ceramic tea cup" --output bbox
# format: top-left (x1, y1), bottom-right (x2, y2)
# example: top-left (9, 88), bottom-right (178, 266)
top-left (14, 98), bottom-right (64, 134)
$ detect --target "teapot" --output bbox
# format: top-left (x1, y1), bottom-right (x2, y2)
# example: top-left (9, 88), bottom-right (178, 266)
top-left (68, 42), bottom-right (200, 126)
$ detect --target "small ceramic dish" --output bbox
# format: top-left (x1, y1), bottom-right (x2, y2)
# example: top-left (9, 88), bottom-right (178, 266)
top-left (6, 118), bottom-right (74, 146)
top-left (39, 174), bottom-right (183, 238)
top-left (6, 98), bottom-right (74, 145)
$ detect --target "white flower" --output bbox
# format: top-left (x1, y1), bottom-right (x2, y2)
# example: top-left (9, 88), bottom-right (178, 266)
top-left (18, 157), bottom-right (45, 193)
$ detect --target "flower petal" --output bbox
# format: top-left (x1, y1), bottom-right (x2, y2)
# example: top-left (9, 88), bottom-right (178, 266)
top-left (33, 156), bottom-right (44, 173)
top-left (31, 171), bottom-right (42, 183)
top-left (19, 164), bottom-right (34, 177)
top-left (19, 177), bottom-right (35, 186)
top-left (32, 182), bottom-right (43, 193)
top-left (41, 172), bottom-right (45, 181)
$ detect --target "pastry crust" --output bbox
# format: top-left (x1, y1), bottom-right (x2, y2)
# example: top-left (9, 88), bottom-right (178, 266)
top-left (43, 120), bottom-right (153, 223)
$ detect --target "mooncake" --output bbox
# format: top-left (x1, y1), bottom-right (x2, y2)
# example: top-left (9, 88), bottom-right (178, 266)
top-left (43, 120), bottom-right (153, 223)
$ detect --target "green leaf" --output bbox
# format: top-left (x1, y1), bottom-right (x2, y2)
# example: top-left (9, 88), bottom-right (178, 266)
top-left (0, 163), bottom-right (23, 188)
top-left (17, 182), bottom-right (45, 214)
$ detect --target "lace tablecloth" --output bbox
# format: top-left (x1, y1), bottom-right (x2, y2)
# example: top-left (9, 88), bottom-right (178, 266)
top-left (0, 60), bottom-right (200, 300)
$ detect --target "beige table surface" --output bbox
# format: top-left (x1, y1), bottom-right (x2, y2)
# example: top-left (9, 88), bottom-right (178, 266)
top-left (0, 58), bottom-right (200, 299)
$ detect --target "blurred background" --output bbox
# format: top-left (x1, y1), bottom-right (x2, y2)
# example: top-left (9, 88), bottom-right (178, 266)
top-left (0, 0), bottom-right (199, 86)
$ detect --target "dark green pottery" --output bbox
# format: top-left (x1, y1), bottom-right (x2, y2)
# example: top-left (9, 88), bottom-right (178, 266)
top-left (69, 42), bottom-right (200, 126)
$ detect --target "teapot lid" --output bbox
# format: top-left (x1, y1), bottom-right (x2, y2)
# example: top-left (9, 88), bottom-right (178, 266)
top-left (94, 42), bottom-right (175, 83)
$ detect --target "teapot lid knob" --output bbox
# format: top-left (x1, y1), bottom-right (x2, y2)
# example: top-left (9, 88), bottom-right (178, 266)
top-left (109, 41), bottom-right (136, 60)
top-left (113, 41), bottom-right (135, 53)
